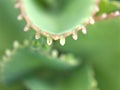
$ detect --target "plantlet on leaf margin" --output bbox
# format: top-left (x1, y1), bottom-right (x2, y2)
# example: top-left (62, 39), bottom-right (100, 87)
top-left (15, 0), bottom-right (100, 46)
top-left (94, 10), bottom-right (120, 21)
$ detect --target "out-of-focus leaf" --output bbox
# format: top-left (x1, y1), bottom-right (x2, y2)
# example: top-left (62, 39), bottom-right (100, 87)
top-left (24, 78), bottom-right (53, 90)
top-left (98, 0), bottom-right (120, 15)
top-left (55, 17), bottom-right (120, 90)
top-left (0, 82), bottom-right (25, 90)
top-left (24, 64), bottom-right (98, 90)
top-left (0, 45), bottom-right (79, 84)
top-left (0, 0), bottom-right (33, 51)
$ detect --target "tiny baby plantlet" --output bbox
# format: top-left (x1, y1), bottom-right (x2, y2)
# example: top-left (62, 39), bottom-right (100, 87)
top-left (0, 0), bottom-right (120, 90)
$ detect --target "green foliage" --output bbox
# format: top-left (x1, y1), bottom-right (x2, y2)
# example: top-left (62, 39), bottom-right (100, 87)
top-left (55, 17), bottom-right (120, 90)
top-left (98, 0), bottom-right (120, 15)
top-left (1, 41), bottom-right (79, 84)
top-left (24, 65), bottom-right (97, 90)
top-left (22, 0), bottom-right (96, 34)
top-left (0, 0), bottom-right (120, 90)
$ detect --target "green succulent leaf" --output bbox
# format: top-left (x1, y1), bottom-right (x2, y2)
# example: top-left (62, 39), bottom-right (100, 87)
top-left (22, 0), bottom-right (96, 35)
top-left (98, 0), bottom-right (120, 15)
top-left (0, 0), bottom-right (33, 52)
top-left (24, 78), bottom-right (53, 90)
top-left (0, 43), bottom-right (79, 84)
top-left (55, 17), bottom-right (120, 90)
top-left (24, 64), bottom-right (98, 90)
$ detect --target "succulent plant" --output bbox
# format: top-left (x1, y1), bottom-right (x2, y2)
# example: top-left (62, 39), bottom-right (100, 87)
top-left (0, 0), bottom-right (120, 90)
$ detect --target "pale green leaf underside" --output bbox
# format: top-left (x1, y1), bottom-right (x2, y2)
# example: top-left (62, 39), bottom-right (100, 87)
top-left (22, 0), bottom-right (96, 34)
top-left (24, 65), bottom-right (95, 90)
